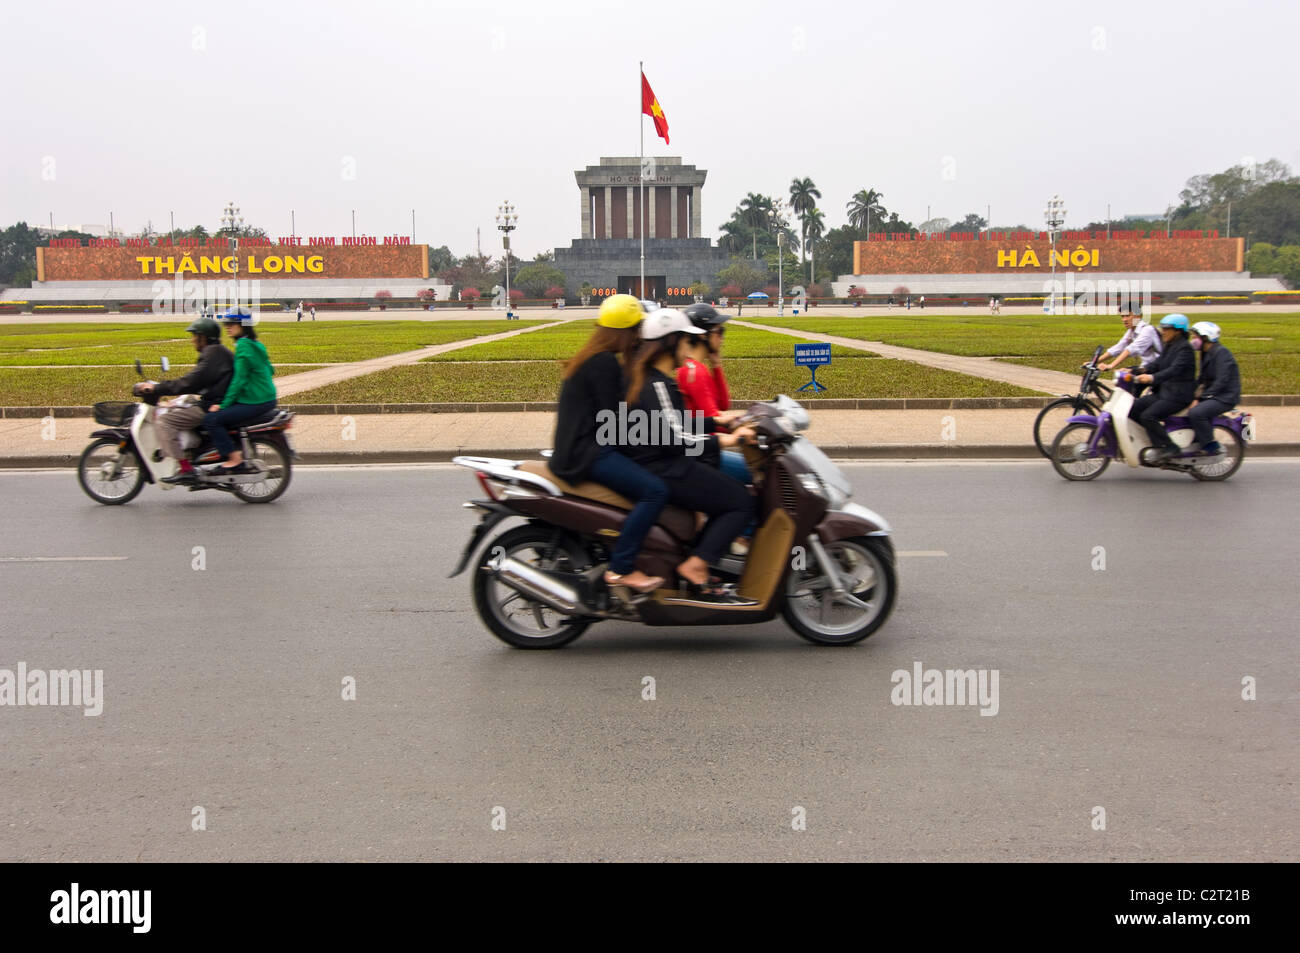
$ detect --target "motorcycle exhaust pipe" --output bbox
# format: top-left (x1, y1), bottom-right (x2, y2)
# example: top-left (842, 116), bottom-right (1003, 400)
top-left (494, 556), bottom-right (582, 614)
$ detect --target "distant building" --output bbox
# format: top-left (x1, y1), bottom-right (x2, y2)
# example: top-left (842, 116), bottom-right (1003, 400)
top-left (554, 157), bottom-right (744, 301)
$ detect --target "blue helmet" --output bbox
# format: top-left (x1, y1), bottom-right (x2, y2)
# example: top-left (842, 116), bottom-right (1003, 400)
top-left (1159, 313), bottom-right (1189, 331)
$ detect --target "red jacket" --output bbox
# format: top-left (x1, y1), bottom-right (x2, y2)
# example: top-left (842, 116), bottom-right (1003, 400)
top-left (676, 358), bottom-right (730, 416)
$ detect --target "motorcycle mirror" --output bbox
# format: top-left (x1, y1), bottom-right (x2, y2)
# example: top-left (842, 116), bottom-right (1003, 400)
top-left (160, 356), bottom-right (170, 372)
top-left (134, 359), bottom-right (143, 376)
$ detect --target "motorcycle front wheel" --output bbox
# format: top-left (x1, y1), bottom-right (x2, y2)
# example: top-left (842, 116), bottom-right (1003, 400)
top-left (1033, 397), bottom-right (1099, 457)
top-left (472, 525), bottom-right (592, 649)
top-left (1049, 423), bottom-right (1111, 481)
top-left (781, 536), bottom-right (896, 645)
top-left (77, 438), bottom-right (145, 505)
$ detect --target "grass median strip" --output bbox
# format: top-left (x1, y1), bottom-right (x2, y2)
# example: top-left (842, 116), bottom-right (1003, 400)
top-left (754, 313), bottom-right (1300, 394)
top-left (286, 356), bottom-right (1039, 404)
top-left (0, 365), bottom-right (326, 406)
top-left (0, 320), bottom-right (550, 367)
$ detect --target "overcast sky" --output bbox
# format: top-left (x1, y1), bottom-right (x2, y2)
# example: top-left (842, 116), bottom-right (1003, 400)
top-left (3, 0), bottom-right (1297, 255)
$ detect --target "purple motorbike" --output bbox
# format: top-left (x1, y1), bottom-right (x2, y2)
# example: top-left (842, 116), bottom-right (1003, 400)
top-left (1049, 370), bottom-right (1253, 482)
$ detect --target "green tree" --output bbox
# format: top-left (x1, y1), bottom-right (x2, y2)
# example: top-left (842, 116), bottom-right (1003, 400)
top-left (789, 177), bottom-right (822, 265)
top-left (816, 225), bottom-right (860, 279)
top-left (846, 189), bottom-right (885, 233)
top-left (0, 221), bottom-right (42, 288)
top-left (715, 259), bottom-right (766, 295)
top-left (513, 262), bottom-right (567, 298)
top-left (426, 245), bottom-right (456, 273)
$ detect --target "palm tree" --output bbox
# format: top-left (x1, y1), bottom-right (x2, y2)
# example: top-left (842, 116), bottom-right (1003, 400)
top-left (846, 189), bottom-right (885, 233)
top-left (789, 178), bottom-right (821, 265)
top-left (739, 192), bottom-right (775, 229)
top-left (803, 208), bottom-right (825, 281)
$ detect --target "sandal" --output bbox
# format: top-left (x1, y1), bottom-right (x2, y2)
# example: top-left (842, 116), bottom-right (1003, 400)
top-left (604, 570), bottom-right (664, 594)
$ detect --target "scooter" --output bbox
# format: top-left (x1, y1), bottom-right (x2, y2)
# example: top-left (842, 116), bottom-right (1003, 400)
top-left (1048, 369), bottom-right (1253, 482)
top-left (76, 358), bottom-right (297, 505)
top-left (450, 395), bottom-right (897, 648)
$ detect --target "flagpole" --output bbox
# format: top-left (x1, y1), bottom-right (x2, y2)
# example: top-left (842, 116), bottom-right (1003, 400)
top-left (639, 60), bottom-right (645, 300)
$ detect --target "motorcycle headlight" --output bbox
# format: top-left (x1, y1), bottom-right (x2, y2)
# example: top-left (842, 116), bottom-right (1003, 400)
top-left (796, 473), bottom-right (825, 498)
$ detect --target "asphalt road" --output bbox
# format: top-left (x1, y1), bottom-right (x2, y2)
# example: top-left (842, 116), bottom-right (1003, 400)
top-left (0, 461), bottom-right (1296, 862)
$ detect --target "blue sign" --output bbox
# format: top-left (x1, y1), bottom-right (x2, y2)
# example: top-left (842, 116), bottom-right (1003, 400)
top-left (794, 343), bottom-right (830, 392)
top-left (794, 343), bottom-right (831, 366)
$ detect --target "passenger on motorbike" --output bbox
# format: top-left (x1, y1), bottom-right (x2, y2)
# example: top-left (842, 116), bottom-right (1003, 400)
top-left (134, 316), bottom-right (234, 484)
top-left (1188, 321), bottom-right (1241, 455)
top-left (201, 310), bottom-right (277, 474)
top-left (1098, 304), bottom-right (1161, 371)
top-left (1131, 314), bottom-right (1196, 461)
top-left (550, 293), bottom-right (667, 594)
top-left (678, 303), bottom-right (749, 486)
top-left (623, 308), bottom-right (757, 605)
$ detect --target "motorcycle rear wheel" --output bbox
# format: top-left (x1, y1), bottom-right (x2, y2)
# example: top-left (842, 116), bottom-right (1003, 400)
top-left (472, 525), bottom-right (592, 649)
top-left (1189, 425), bottom-right (1246, 482)
top-left (231, 437), bottom-right (292, 503)
top-left (77, 438), bottom-right (145, 505)
top-left (781, 536), bottom-right (896, 645)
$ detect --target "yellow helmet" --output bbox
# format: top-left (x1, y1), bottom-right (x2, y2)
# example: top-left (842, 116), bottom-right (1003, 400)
top-left (597, 294), bottom-right (642, 329)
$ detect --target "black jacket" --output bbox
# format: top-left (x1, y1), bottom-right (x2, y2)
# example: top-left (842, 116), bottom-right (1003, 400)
top-left (623, 367), bottom-right (719, 479)
top-left (153, 343), bottom-right (234, 405)
top-left (1197, 344), bottom-right (1241, 406)
top-left (550, 350), bottom-right (625, 484)
top-left (1140, 336), bottom-right (1196, 406)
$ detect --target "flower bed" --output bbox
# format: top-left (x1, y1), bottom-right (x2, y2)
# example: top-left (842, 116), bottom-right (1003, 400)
top-left (1176, 296), bottom-right (1250, 304)
top-left (34, 304), bottom-right (107, 312)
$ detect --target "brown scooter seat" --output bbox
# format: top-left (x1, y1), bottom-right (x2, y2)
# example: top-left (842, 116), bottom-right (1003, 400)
top-left (517, 460), bottom-right (697, 542)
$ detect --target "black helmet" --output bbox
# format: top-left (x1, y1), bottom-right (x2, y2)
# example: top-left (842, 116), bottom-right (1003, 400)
top-left (683, 302), bottom-right (728, 330)
top-left (185, 316), bottom-right (220, 339)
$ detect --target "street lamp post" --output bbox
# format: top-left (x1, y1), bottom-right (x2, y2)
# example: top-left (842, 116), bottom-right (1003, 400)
top-left (496, 200), bottom-right (518, 320)
top-left (777, 231), bottom-right (786, 316)
top-left (1043, 194), bottom-right (1067, 315)
top-left (220, 201), bottom-right (244, 313)
top-left (866, 203), bottom-right (883, 243)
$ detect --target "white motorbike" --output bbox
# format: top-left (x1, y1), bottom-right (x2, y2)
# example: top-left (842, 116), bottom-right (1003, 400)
top-left (1049, 370), bottom-right (1253, 482)
top-left (77, 358), bottom-right (297, 505)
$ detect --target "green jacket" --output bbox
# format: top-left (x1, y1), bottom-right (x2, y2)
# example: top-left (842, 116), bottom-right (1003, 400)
top-left (221, 337), bottom-right (277, 408)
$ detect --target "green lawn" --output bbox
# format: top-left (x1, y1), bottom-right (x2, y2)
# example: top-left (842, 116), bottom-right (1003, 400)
top-left (0, 365), bottom-right (326, 406)
top-left (287, 356), bottom-right (1038, 404)
top-left (0, 320), bottom-right (550, 367)
top-left (422, 320), bottom-right (873, 361)
top-left (750, 313), bottom-right (1300, 394)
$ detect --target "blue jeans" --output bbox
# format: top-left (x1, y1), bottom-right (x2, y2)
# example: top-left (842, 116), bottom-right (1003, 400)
top-left (205, 401), bottom-right (277, 458)
top-left (719, 450), bottom-right (755, 537)
top-left (587, 447), bottom-right (669, 575)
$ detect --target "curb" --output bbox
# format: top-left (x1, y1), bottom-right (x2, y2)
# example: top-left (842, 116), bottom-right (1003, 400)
top-left (4, 395), bottom-right (1298, 417)
top-left (6, 443), bottom-right (1300, 469)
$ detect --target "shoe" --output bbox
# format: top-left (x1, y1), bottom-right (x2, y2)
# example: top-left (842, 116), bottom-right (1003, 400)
top-left (1202, 441), bottom-right (1223, 455)
top-left (201, 461), bottom-right (255, 476)
top-left (675, 578), bottom-right (759, 607)
top-left (603, 570), bottom-right (664, 594)
top-left (161, 471), bottom-right (197, 485)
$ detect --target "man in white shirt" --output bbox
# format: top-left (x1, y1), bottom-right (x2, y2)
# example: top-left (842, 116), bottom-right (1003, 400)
top-left (1099, 306), bottom-right (1161, 371)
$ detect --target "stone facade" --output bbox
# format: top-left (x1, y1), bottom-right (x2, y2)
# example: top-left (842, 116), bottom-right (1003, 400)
top-left (558, 157), bottom-right (760, 297)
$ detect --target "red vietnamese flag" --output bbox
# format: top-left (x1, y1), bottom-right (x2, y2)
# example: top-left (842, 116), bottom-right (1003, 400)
top-left (641, 71), bottom-right (669, 144)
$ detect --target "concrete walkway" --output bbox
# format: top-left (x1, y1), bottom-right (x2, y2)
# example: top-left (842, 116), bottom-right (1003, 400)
top-left (737, 320), bottom-right (1079, 395)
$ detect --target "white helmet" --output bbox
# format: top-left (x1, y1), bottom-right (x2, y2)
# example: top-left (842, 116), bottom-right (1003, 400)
top-left (1191, 321), bottom-right (1221, 342)
top-left (639, 308), bottom-right (705, 341)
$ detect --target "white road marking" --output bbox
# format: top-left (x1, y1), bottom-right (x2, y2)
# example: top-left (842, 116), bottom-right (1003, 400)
top-left (896, 550), bottom-right (949, 557)
top-left (0, 556), bottom-right (129, 562)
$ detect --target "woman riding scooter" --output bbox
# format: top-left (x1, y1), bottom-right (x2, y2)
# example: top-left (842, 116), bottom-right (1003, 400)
top-left (623, 308), bottom-right (757, 605)
top-left (202, 309), bottom-right (277, 475)
top-left (550, 294), bottom-right (668, 595)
